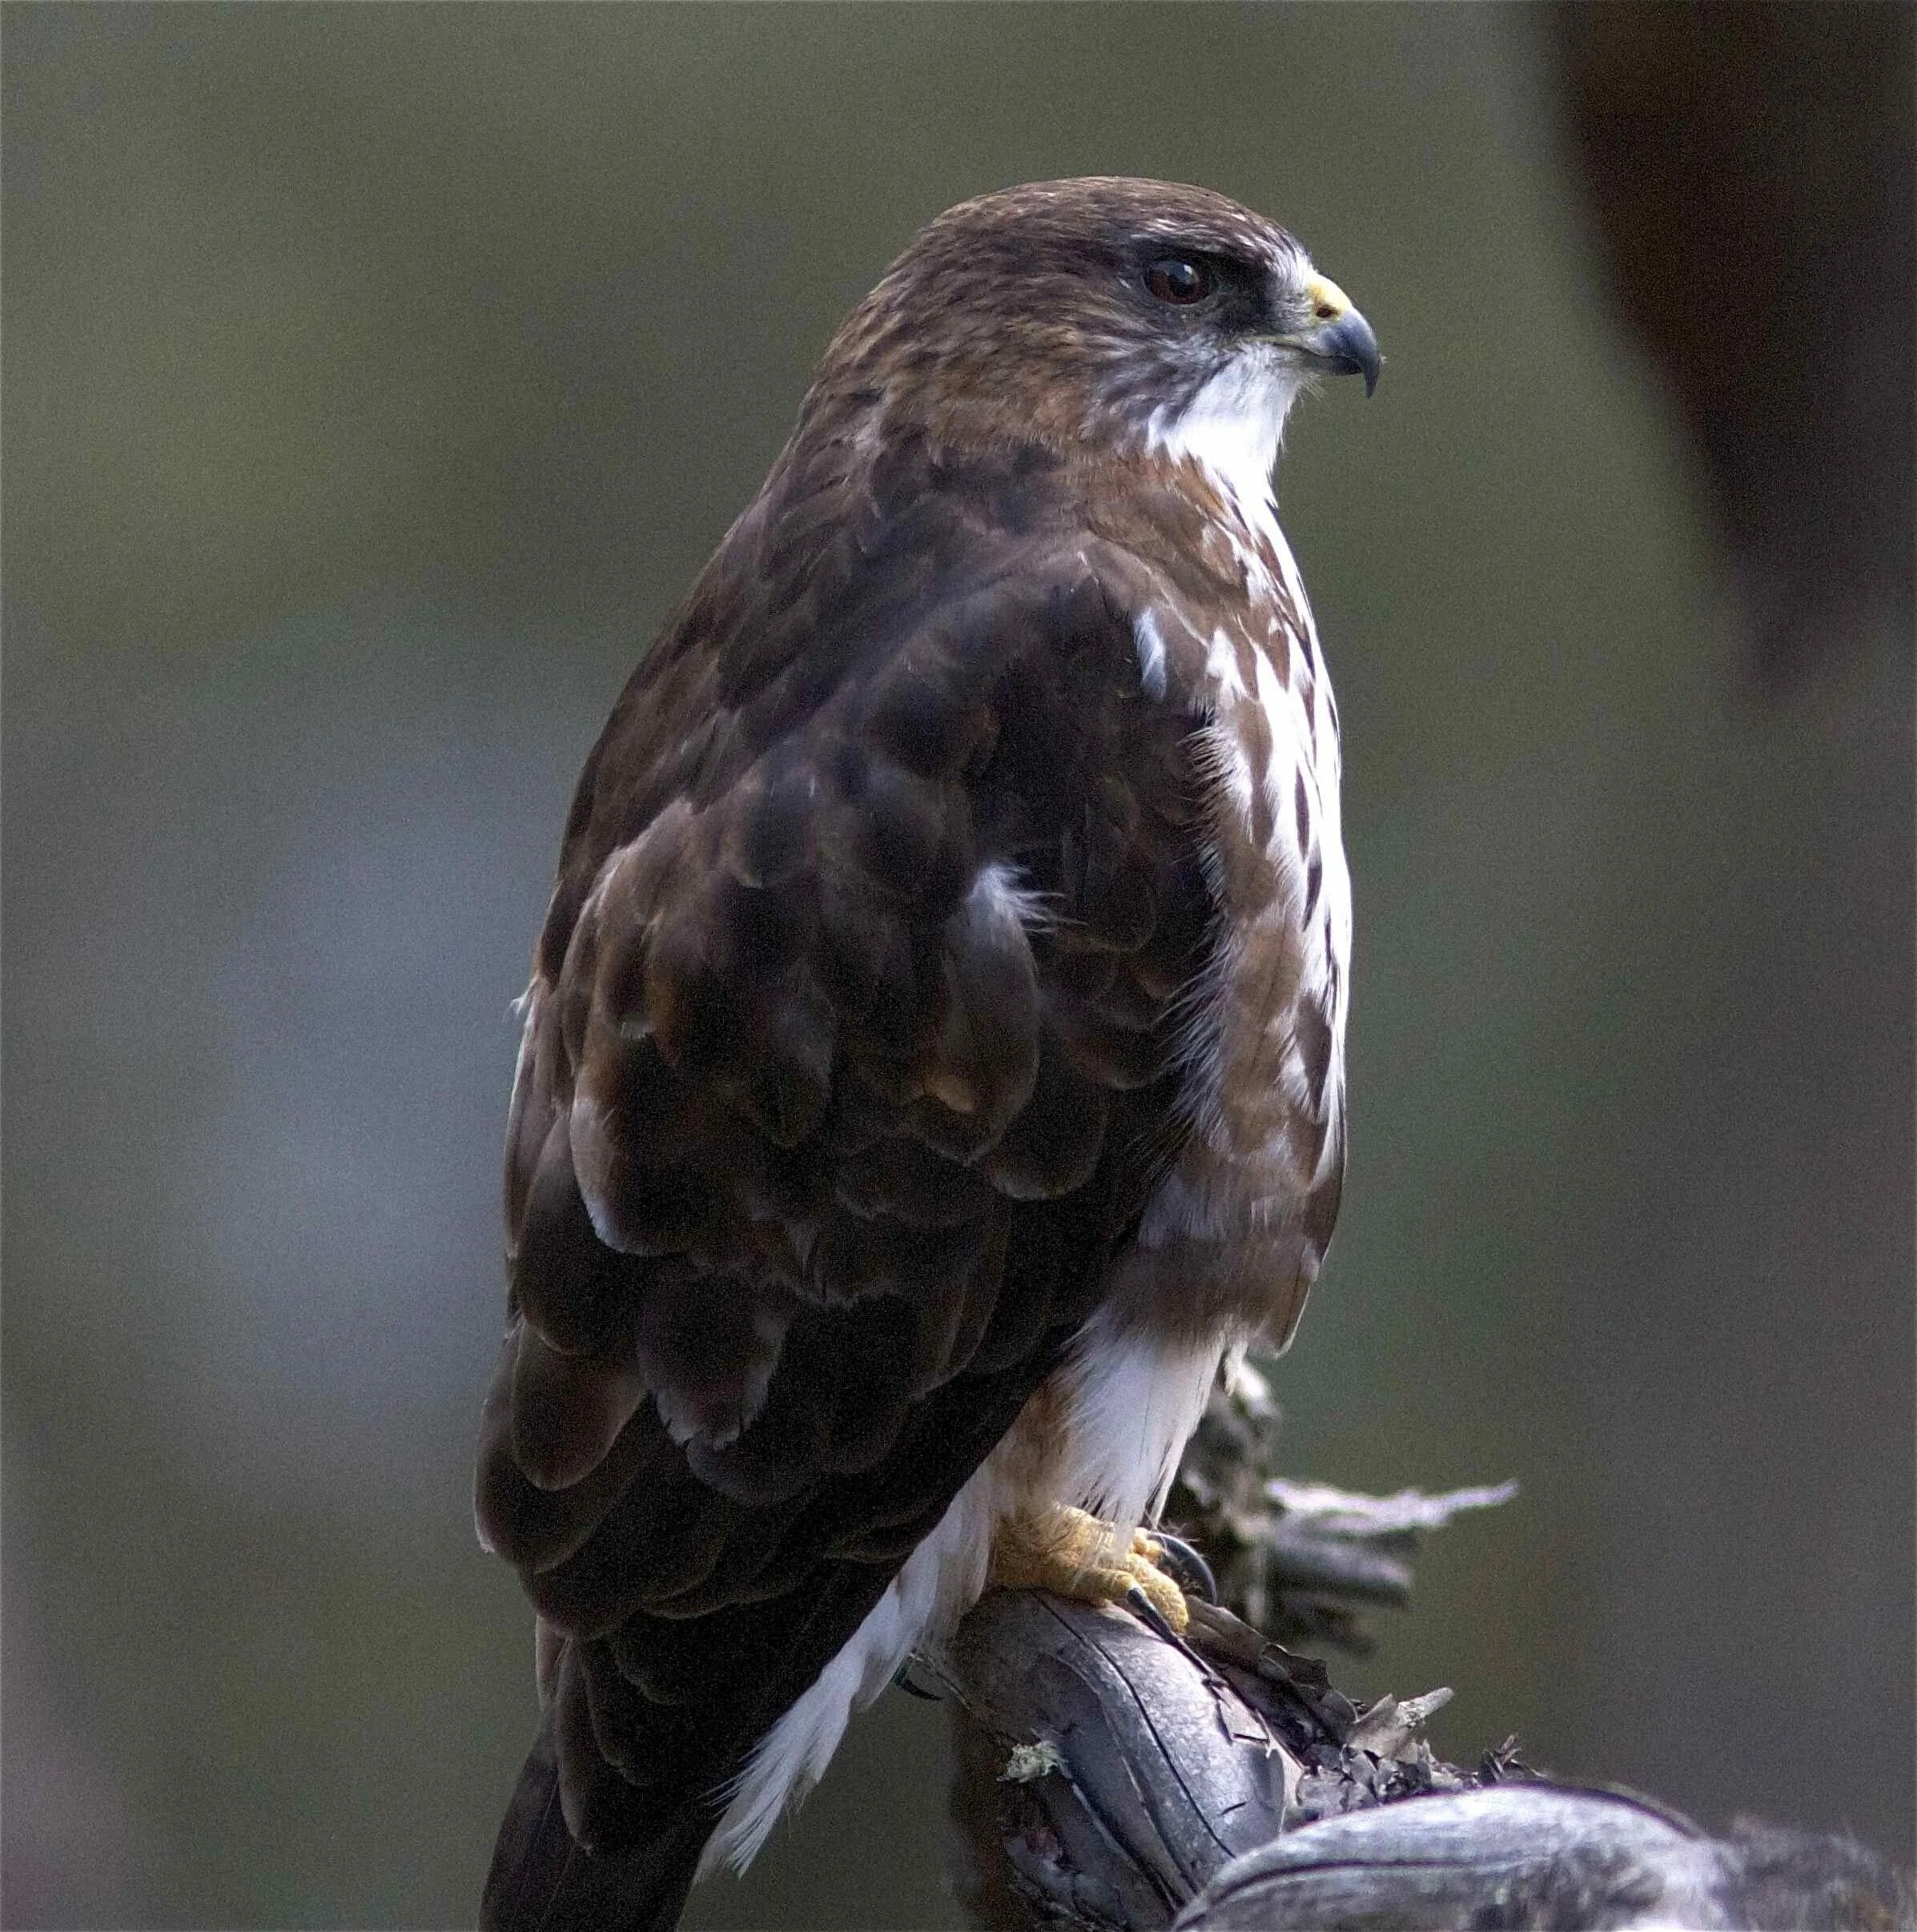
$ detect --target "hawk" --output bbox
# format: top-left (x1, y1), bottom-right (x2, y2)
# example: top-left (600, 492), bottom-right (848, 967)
top-left (475, 176), bottom-right (1380, 1931)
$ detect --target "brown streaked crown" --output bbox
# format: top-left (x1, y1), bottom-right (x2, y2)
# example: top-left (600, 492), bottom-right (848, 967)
top-left (798, 177), bottom-right (1314, 452)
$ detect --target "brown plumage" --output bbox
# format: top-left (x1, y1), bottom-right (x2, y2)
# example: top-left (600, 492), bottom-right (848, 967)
top-left (476, 177), bottom-right (1379, 1930)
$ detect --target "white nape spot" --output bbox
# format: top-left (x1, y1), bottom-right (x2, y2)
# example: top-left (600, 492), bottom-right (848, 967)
top-left (701, 1439), bottom-right (1014, 1878)
top-left (1059, 1302), bottom-right (1228, 1528)
top-left (1133, 609), bottom-right (1168, 701)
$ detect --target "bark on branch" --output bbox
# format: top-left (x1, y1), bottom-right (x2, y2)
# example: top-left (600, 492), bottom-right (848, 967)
top-left (941, 1370), bottom-right (1914, 1932)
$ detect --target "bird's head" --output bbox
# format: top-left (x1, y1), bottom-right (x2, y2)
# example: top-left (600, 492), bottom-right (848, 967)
top-left (814, 176), bottom-right (1379, 500)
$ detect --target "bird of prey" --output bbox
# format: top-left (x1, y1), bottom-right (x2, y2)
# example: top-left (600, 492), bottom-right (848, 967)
top-left (474, 175), bottom-right (1380, 1931)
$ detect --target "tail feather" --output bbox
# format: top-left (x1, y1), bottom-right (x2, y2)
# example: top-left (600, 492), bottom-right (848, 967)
top-left (482, 1713), bottom-right (713, 1932)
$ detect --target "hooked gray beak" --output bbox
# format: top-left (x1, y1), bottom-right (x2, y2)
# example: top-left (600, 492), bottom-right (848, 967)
top-left (1283, 272), bottom-right (1381, 397)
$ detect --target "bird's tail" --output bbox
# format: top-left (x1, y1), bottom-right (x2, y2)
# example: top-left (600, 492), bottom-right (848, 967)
top-left (481, 1710), bottom-right (713, 1932)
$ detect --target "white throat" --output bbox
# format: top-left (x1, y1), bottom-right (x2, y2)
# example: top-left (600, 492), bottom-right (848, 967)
top-left (1146, 350), bottom-right (1303, 525)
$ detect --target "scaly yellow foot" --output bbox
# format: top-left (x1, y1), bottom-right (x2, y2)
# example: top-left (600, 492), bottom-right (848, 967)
top-left (989, 1502), bottom-right (1190, 1634)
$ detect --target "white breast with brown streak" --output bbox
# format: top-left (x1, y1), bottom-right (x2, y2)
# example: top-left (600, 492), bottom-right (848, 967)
top-left (1119, 452), bottom-right (1351, 1356)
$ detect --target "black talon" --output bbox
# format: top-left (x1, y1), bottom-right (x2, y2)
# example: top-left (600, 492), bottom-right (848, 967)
top-left (891, 1661), bottom-right (942, 1701)
top-left (1151, 1531), bottom-right (1217, 1604)
top-left (1125, 1584), bottom-right (1182, 1643)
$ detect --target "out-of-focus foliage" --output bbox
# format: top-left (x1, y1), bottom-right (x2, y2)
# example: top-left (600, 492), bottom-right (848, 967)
top-left (3, 7), bottom-right (1910, 1927)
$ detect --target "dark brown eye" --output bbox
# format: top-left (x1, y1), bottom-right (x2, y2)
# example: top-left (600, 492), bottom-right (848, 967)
top-left (1144, 256), bottom-right (1213, 306)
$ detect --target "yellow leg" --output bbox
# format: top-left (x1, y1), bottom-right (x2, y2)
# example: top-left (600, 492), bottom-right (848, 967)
top-left (989, 1502), bottom-right (1190, 1634)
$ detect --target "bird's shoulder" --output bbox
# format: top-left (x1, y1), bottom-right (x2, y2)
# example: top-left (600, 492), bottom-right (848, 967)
top-left (488, 424), bottom-right (1219, 1536)
top-left (477, 432), bottom-right (1230, 1850)
top-left (541, 423), bottom-right (1235, 954)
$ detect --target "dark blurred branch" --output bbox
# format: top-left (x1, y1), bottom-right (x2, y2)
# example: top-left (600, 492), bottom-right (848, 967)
top-left (942, 1370), bottom-right (1915, 1931)
top-left (1546, 2), bottom-right (1915, 690)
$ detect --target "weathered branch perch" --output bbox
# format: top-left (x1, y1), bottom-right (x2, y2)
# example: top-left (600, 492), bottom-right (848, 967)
top-left (941, 1369), bottom-right (1915, 1931)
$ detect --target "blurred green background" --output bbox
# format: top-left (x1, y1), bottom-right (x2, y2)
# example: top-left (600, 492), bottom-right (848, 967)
top-left (3, 6), bottom-right (1910, 1927)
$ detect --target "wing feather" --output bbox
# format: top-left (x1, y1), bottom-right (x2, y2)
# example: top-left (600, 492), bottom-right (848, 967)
top-left (478, 440), bottom-right (1220, 1896)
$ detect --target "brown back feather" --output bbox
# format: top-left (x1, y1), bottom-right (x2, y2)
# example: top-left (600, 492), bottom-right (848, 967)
top-left (477, 429), bottom-right (1220, 1912)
